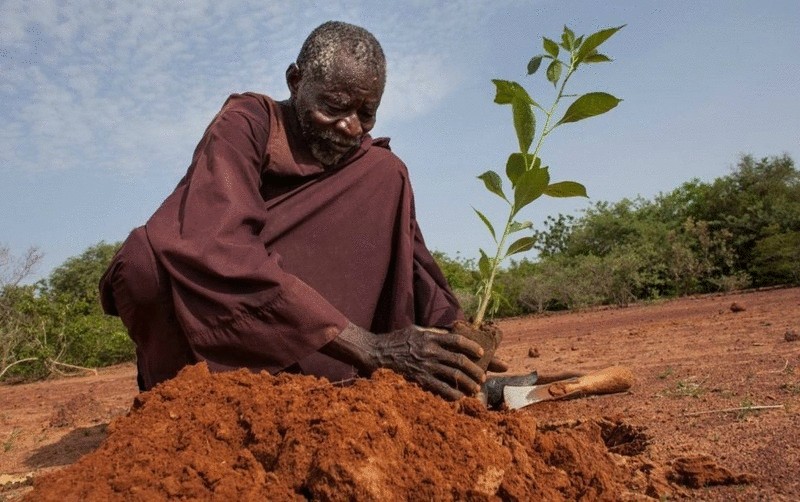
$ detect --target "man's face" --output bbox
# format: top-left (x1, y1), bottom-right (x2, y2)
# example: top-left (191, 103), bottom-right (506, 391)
top-left (289, 54), bottom-right (384, 166)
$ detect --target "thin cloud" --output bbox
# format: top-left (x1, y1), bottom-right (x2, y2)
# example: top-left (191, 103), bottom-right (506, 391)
top-left (1, 0), bottom-right (504, 175)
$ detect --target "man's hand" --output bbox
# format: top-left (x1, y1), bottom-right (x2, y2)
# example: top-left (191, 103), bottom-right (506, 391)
top-left (322, 323), bottom-right (486, 401)
top-left (370, 325), bottom-right (486, 400)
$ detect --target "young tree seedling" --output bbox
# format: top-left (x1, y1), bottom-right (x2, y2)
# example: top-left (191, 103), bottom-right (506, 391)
top-left (472, 25), bottom-right (625, 326)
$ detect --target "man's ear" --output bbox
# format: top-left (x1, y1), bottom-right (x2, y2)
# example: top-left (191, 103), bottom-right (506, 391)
top-left (286, 63), bottom-right (301, 97)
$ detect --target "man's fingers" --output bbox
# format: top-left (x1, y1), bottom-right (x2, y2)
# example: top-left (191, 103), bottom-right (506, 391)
top-left (431, 363), bottom-right (482, 396)
top-left (415, 374), bottom-right (466, 401)
top-left (487, 355), bottom-right (509, 373)
top-left (433, 350), bottom-right (484, 386)
top-left (431, 332), bottom-right (484, 360)
top-left (385, 326), bottom-right (490, 400)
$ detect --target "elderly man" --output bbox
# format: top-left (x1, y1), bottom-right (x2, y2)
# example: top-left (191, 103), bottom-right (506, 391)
top-left (100, 21), bottom-right (506, 401)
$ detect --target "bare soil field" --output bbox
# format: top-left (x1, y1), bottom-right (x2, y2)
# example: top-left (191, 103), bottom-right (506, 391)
top-left (1, 286), bottom-right (798, 500)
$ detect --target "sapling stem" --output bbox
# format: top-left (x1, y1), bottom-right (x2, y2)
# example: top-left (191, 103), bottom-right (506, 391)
top-left (473, 213), bottom-right (514, 326)
top-left (532, 65), bottom-right (575, 162)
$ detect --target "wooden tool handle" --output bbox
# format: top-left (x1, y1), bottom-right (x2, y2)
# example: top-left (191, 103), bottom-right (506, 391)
top-left (547, 366), bottom-right (634, 399)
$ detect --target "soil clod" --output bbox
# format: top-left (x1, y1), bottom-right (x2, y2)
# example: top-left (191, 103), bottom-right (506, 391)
top-left (668, 455), bottom-right (755, 488)
top-left (452, 320), bottom-right (503, 371)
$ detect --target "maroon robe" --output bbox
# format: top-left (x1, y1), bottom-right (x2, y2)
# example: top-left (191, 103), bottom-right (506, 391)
top-left (100, 92), bottom-right (463, 389)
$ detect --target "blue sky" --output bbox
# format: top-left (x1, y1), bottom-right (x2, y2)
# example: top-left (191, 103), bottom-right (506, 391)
top-left (2, 0), bottom-right (799, 282)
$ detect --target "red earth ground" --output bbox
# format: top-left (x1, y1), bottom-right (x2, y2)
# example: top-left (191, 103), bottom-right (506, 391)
top-left (1, 286), bottom-right (798, 500)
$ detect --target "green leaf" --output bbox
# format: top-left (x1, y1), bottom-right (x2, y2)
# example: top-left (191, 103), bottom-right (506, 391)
top-left (506, 236), bottom-right (536, 257)
top-left (543, 37), bottom-right (559, 58)
top-left (583, 53), bottom-right (612, 63)
top-left (506, 153), bottom-right (539, 187)
top-left (546, 60), bottom-right (562, 87)
top-left (478, 249), bottom-right (492, 278)
top-left (513, 167), bottom-right (550, 216)
top-left (473, 207), bottom-right (496, 241)
top-left (527, 55), bottom-right (543, 75)
top-left (509, 220), bottom-right (533, 233)
top-left (556, 92), bottom-right (621, 126)
top-left (489, 290), bottom-right (503, 317)
top-left (561, 26), bottom-right (576, 51)
top-left (492, 79), bottom-right (536, 106)
top-left (544, 181), bottom-right (588, 198)
top-left (477, 170), bottom-right (507, 201)
top-left (505, 153), bottom-right (525, 186)
top-left (492, 79), bottom-right (515, 104)
top-left (577, 25), bottom-right (625, 63)
top-left (512, 97), bottom-right (535, 153)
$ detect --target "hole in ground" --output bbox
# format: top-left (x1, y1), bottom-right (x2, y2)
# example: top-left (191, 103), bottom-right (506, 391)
top-left (598, 418), bottom-right (650, 456)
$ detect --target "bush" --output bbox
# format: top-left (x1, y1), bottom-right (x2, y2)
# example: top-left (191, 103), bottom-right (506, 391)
top-left (1, 242), bottom-right (134, 383)
top-left (432, 251), bottom-right (477, 291)
top-left (0, 284), bottom-right (53, 381)
top-left (751, 231), bottom-right (800, 285)
top-left (60, 307), bottom-right (133, 368)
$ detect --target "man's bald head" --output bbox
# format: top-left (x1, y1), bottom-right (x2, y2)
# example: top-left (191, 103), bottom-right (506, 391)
top-left (296, 21), bottom-right (386, 85)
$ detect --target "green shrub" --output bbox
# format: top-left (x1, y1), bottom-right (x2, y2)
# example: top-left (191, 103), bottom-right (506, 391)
top-left (1, 241), bottom-right (134, 383)
top-left (751, 231), bottom-right (800, 285)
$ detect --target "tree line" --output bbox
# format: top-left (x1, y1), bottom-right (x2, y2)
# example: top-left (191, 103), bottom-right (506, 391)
top-left (438, 154), bottom-right (799, 317)
top-left (2, 154), bottom-right (798, 382)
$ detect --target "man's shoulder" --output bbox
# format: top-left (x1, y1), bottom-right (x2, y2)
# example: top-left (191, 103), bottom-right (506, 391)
top-left (361, 137), bottom-right (411, 178)
top-left (217, 92), bottom-right (273, 124)
top-left (367, 137), bottom-right (402, 162)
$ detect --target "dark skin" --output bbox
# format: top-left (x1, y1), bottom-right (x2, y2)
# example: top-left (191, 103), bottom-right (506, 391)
top-left (286, 54), bottom-right (382, 167)
top-left (285, 52), bottom-right (508, 400)
top-left (325, 323), bottom-right (487, 401)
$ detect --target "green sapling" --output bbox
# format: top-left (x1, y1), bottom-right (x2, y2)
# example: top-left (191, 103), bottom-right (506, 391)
top-left (472, 24), bottom-right (625, 326)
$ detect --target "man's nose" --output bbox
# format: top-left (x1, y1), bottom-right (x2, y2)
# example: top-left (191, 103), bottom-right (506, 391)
top-left (336, 114), bottom-right (363, 139)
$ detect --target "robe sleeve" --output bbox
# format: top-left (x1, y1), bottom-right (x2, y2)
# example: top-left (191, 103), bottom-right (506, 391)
top-left (409, 205), bottom-right (466, 328)
top-left (145, 95), bottom-right (348, 373)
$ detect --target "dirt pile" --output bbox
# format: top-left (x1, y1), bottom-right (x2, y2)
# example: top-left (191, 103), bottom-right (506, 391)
top-left (24, 363), bottom-right (749, 501)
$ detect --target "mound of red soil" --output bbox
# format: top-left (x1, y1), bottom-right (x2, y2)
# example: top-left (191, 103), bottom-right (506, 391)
top-left (24, 363), bottom-right (749, 500)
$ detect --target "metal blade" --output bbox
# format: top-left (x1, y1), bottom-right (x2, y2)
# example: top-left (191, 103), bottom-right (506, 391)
top-left (503, 384), bottom-right (557, 410)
